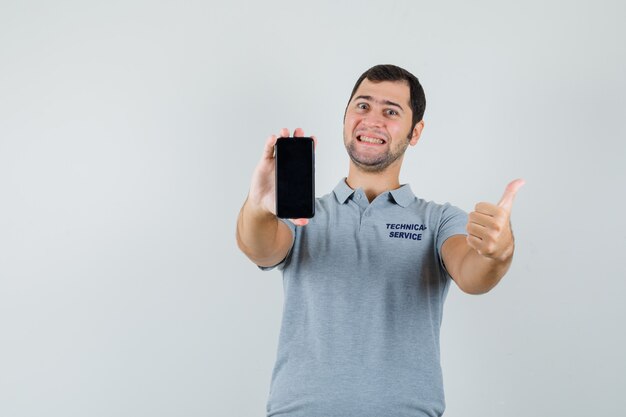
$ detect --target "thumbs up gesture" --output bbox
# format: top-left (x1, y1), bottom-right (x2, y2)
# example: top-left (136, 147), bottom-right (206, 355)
top-left (466, 179), bottom-right (525, 261)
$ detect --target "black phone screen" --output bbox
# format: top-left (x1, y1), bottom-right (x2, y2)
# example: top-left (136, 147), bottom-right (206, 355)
top-left (275, 137), bottom-right (315, 219)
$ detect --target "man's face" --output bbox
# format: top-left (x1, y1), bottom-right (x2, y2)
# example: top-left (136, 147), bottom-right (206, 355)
top-left (343, 79), bottom-right (422, 173)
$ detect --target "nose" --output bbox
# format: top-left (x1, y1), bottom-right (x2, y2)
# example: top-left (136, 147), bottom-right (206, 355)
top-left (361, 113), bottom-right (385, 128)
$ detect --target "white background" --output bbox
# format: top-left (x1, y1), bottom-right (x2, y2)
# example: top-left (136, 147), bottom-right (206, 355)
top-left (1, 0), bottom-right (625, 415)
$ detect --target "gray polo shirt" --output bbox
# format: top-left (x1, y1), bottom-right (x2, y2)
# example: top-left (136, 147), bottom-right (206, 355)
top-left (261, 179), bottom-right (468, 417)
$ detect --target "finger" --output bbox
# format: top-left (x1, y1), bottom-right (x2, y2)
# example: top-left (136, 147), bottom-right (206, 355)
top-left (467, 233), bottom-right (499, 257)
top-left (311, 135), bottom-right (318, 151)
top-left (466, 222), bottom-right (487, 240)
top-left (468, 211), bottom-right (498, 228)
top-left (474, 202), bottom-right (502, 217)
top-left (497, 178), bottom-right (526, 211)
top-left (289, 218), bottom-right (309, 226)
top-left (279, 127), bottom-right (290, 138)
top-left (263, 134), bottom-right (278, 159)
top-left (466, 234), bottom-right (482, 252)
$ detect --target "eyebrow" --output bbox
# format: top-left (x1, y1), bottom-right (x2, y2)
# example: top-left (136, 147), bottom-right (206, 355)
top-left (354, 95), bottom-right (404, 112)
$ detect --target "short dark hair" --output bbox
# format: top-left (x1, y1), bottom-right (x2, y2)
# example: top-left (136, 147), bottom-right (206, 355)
top-left (346, 64), bottom-right (426, 130)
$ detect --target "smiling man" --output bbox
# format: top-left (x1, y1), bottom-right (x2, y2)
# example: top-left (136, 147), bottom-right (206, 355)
top-left (236, 64), bottom-right (524, 417)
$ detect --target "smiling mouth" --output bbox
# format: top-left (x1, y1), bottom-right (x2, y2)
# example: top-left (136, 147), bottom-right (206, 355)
top-left (357, 135), bottom-right (386, 144)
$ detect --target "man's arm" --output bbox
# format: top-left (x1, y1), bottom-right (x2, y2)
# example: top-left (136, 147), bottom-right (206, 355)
top-left (442, 179), bottom-right (525, 295)
top-left (236, 127), bottom-right (312, 267)
top-left (236, 197), bottom-right (294, 267)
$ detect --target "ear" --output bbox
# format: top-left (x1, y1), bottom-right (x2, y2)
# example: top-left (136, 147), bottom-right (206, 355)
top-left (409, 120), bottom-right (424, 146)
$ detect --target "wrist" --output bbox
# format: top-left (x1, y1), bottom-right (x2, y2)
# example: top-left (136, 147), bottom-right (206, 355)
top-left (244, 196), bottom-right (275, 221)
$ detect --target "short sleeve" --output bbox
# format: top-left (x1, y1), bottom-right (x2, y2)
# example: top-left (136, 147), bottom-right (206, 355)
top-left (257, 218), bottom-right (297, 271)
top-left (435, 203), bottom-right (468, 277)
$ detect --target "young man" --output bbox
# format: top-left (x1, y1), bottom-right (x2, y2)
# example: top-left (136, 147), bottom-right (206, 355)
top-left (236, 65), bottom-right (524, 417)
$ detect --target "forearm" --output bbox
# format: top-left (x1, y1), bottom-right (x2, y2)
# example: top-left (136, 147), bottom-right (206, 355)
top-left (455, 245), bottom-right (513, 294)
top-left (236, 197), bottom-right (287, 266)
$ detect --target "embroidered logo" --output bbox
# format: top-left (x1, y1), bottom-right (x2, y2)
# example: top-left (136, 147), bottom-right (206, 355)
top-left (386, 223), bottom-right (427, 241)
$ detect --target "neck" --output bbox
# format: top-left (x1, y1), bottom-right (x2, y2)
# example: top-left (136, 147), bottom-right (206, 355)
top-left (345, 158), bottom-right (403, 202)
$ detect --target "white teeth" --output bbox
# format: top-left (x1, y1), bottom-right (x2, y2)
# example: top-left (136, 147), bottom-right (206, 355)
top-left (359, 136), bottom-right (384, 144)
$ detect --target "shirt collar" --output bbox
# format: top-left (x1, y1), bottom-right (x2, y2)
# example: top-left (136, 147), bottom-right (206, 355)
top-left (333, 178), bottom-right (356, 204)
top-left (389, 184), bottom-right (415, 208)
top-left (333, 178), bottom-right (416, 208)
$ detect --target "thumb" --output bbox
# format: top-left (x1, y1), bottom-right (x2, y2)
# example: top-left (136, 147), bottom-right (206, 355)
top-left (497, 178), bottom-right (526, 211)
top-left (262, 134), bottom-right (278, 160)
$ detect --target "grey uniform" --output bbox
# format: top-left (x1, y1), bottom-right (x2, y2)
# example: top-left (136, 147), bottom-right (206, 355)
top-left (261, 179), bottom-right (468, 417)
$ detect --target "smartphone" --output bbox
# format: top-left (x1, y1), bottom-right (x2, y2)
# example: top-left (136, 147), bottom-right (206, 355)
top-left (275, 137), bottom-right (315, 219)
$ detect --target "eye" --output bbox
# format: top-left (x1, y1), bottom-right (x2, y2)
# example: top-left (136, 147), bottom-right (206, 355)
top-left (356, 102), bottom-right (369, 110)
top-left (385, 109), bottom-right (399, 116)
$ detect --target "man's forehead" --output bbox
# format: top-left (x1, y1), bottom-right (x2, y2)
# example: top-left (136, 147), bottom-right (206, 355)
top-left (353, 79), bottom-right (410, 104)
